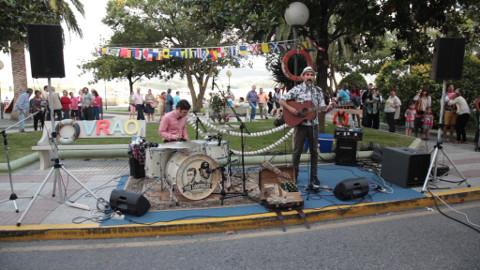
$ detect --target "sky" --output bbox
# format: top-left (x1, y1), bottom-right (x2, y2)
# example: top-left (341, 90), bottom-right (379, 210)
top-left (0, 0), bottom-right (274, 103)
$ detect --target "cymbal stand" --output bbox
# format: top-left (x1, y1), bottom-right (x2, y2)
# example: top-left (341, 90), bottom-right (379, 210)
top-left (0, 111), bottom-right (39, 212)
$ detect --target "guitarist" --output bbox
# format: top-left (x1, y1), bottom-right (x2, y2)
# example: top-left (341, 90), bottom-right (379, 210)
top-left (279, 66), bottom-right (334, 191)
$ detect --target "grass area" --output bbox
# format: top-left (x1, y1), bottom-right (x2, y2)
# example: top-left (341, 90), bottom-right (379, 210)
top-left (1, 119), bottom-right (414, 162)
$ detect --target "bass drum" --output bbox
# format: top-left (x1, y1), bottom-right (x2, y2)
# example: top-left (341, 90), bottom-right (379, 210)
top-left (166, 152), bottom-right (220, 201)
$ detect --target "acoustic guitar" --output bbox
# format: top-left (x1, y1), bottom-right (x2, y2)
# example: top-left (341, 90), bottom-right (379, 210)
top-left (282, 100), bottom-right (317, 127)
top-left (283, 100), bottom-right (362, 127)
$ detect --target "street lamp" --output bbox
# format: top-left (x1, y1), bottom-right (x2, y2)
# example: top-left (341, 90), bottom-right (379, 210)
top-left (284, 2), bottom-right (309, 83)
top-left (0, 60), bottom-right (4, 119)
top-left (226, 69), bottom-right (232, 90)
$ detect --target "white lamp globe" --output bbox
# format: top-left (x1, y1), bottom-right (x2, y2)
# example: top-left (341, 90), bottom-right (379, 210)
top-left (284, 2), bottom-right (310, 26)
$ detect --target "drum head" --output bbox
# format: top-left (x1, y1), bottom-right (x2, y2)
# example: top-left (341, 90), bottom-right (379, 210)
top-left (168, 153), bottom-right (220, 200)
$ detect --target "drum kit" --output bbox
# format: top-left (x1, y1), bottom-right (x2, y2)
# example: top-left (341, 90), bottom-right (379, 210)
top-left (144, 138), bottom-right (230, 202)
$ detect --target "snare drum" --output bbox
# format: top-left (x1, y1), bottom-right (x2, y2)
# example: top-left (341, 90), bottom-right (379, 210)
top-left (205, 140), bottom-right (229, 161)
top-left (165, 152), bottom-right (220, 200)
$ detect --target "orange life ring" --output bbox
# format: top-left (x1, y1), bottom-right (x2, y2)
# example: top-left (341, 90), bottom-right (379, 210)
top-left (281, 49), bottom-right (314, 82)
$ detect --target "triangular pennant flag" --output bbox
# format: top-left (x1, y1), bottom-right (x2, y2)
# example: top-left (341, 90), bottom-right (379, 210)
top-left (135, 48), bottom-right (142, 60)
top-left (142, 48), bottom-right (149, 60)
top-left (152, 49), bottom-right (159, 60)
top-left (162, 48), bottom-right (170, 59)
top-left (239, 45), bottom-right (249, 56)
top-left (261, 43), bottom-right (270, 54)
top-left (269, 42), bottom-right (280, 53)
top-left (170, 48), bottom-right (181, 58)
top-left (119, 48), bottom-right (128, 58)
top-left (101, 47), bottom-right (107, 56)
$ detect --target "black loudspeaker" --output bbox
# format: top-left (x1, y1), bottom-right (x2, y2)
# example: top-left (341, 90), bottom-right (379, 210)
top-left (27, 24), bottom-right (65, 78)
top-left (430, 38), bottom-right (465, 81)
top-left (381, 147), bottom-right (430, 188)
top-left (109, 189), bottom-right (151, 217)
top-left (335, 139), bottom-right (357, 166)
top-left (333, 178), bottom-right (369, 201)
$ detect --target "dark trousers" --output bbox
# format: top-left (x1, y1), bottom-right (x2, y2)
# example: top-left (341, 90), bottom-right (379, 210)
top-left (475, 112), bottom-right (480, 147)
top-left (385, 112), bottom-right (395, 132)
top-left (136, 104), bottom-right (145, 120)
top-left (456, 113), bottom-right (470, 142)
top-left (33, 111), bottom-right (44, 131)
top-left (366, 113), bottom-right (379, 129)
top-left (82, 107), bottom-right (93, 120)
top-left (293, 125), bottom-right (318, 184)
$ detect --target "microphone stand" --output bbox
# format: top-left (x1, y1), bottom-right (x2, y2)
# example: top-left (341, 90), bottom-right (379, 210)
top-left (192, 111), bottom-right (208, 140)
top-left (215, 82), bottom-right (251, 196)
top-left (0, 112), bottom-right (39, 212)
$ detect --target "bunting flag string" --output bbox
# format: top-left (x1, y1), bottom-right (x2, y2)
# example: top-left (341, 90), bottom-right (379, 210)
top-left (96, 39), bottom-right (323, 62)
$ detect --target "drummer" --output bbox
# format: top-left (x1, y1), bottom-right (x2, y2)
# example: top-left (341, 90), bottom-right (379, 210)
top-left (159, 99), bottom-right (191, 142)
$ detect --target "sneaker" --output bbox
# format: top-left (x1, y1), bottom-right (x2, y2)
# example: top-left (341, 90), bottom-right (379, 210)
top-left (19, 129), bottom-right (25, 133)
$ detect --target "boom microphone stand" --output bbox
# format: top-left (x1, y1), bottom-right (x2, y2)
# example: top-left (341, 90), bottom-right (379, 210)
top-left (0, 112), bottom-right (39, 212)
top-left (421, 80), bottom-right (470, 192)
top-left (193, 111), bottom-right (208, 140)
top-left (17, 78), bottom-right (102, 226)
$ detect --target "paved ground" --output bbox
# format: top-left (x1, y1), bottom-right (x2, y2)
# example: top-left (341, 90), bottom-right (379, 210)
top-left (1, 112), bottom-right (479, 227)
top-left (1, 201), bottom-right (479, 270)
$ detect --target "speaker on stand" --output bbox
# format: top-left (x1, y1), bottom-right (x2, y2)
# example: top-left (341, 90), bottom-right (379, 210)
top-left (27, 24), bottom-right (66, 78)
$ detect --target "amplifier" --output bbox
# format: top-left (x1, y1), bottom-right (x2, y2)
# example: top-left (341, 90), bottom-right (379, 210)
top-left (381, 147), bottom-right (430, 188)
top-left (334, 128), bottom-right (363, 141)
top-left (335, 139), bottom-right (357, 166)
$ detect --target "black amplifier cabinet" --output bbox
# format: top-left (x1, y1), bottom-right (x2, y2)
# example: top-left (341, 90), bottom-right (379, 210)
top-left (381, 147), bottom-right (430, 188)
top-left (335, 139), bottom-right (357, 166)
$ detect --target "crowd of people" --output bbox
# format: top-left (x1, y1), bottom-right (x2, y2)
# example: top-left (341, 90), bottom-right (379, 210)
top-left (12, 86), bottom-right (104, 132)
top-left (128, 88), bottom-right (182, 122)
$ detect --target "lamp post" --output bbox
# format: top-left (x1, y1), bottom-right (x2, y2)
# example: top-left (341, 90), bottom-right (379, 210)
top-left (284, 2), bottom-right (309, 84)
top-left (0, 60), bottom-right (4, 119)
top-left (226, 69), bottom-right (232, 91)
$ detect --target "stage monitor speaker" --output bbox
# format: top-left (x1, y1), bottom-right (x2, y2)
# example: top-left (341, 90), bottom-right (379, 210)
top-left (381, 147), bottom-right (430, 188)
top-left (109, 189), bottom-right (151, 217)
top-left (430, 38), bottom-right (465, 81)
top-left (333, 177), bottom-right (369, 201)
top-left (27, 24), bottom-right (65, 78)
top-left (335, 139), bottom-right (357, 166)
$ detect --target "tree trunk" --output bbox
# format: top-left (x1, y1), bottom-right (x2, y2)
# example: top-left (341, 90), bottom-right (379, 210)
top-left (9, 41), bottom-right (28, 120)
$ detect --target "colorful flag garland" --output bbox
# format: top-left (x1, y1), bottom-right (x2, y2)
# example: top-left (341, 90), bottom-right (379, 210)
top-left (96, 39), bottom-right (324, 62)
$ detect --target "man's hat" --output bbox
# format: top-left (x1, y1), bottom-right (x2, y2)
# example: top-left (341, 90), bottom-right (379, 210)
top-left (301, 66), bottom-right (316, 76)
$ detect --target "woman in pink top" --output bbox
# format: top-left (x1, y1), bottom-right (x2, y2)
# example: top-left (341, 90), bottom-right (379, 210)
top-left (69, 92), bottom-right (80, 120)
top-left (91, 89), bottom-right (103, 120)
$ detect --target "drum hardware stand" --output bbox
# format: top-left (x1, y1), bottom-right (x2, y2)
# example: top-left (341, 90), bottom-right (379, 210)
top-left (192, 111), bottom-right (208, 140)
top-left (17, 78), bottom-right (102, 226)
top-left (421, 80), bottom-right (470, 193)
top-left (0, 112), bottom-right (39, 213)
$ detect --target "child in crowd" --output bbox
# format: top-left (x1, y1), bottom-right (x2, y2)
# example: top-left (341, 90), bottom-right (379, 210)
top-left (422, 107), bottom-right (434, 140)
top-left (404, 102), bottom-right (417, 136)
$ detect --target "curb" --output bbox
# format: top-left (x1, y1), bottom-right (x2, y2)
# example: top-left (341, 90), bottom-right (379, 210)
top-left (1, 186), bottom-right (479, 242)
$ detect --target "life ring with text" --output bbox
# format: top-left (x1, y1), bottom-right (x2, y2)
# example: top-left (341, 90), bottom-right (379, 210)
top-left (281, 49), bottom-right (314, 82)
top-left (55, 119), bottom-right (81, 144)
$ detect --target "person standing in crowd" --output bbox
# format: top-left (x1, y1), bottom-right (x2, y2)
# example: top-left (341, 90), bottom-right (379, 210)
top-left (91, 89), bottom-right (102, 120)
top-left (448, 89), bottom-right (470, 143)
top-left (77, 89), bottom-right (83, 120)
top-left (473, 95), bottom-right (480, 150)
top-left (384, 88), bottom-right (402, 132)
top-left (134, 88), bottom-right (145, 120)
top-left (144, 89), bottom-right (156, 122)
top-left (267, 91), bottom-right (274, 115)
top-left (271, 87), bottom-right (282, 116)
top-left (128, 91), bottom-right (136, 120)
top-left (404, 102), bottom-right (417, 136)
top-left (257, 87), bottom-right (268, 119)
top-left (48, 87), bottom-right (63, 121)
top-left (157, 92), bottom-right (166, 121)
top-left (337, 85), bottom-right (351, 106)
top-left (158, 99), bottom-right (191, 142)
top-left (422, 107), bottom-right (434, 140)
top-left (364, 87), bottom-right (383, 129)
top-left (69, 92), bottom-right (80, 120)
top-left (60, 90), bottom-right (71, 119)
top-left (279, 66), bottom-right (334, 191)
top-left (165, 88), bottom-right (174, 113)
top-left (444, 84), bottom-right (457, 142)
top-left (14, 88), bottom-right (33, 132)
top-left (173, 91), bottom-right (181, 109)
top-left (413, 88), bottom-right (431, 137)
top-left (361, 83), bottom-right (374, 127)
top-left (81, 87), bottom-right (93, 120)
top-left (30, 90), bottom-right (46, 131)
top-left (246, 85), bottom-right (258, 121)
top-left (350, 87), bottom-right (362, 127)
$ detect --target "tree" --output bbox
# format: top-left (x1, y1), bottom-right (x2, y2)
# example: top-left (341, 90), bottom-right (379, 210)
top-left (0, 0), bottom-right (84, 101)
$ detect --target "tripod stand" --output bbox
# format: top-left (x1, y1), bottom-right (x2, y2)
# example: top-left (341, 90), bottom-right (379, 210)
top-left (421, 81), bottom-right (470, 192)
top-left (16, 78), bottom-right (101, 226)
top-left (0, 111), bottom-right (39, 212)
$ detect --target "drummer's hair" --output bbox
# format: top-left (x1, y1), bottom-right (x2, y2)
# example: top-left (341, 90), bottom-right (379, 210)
top-left (177, 99), bottom-right (191, 110)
